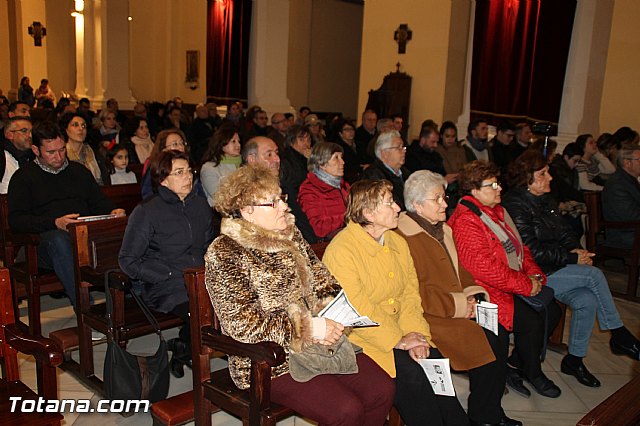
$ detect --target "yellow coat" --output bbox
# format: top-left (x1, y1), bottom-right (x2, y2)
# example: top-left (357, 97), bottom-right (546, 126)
top-left (323, 221), bottom-right (433, 377)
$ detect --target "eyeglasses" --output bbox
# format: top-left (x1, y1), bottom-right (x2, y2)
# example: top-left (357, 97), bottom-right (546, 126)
top-left (9, 128), bottom-right (32, 135)
top-left (384, 145), bottom-right (406, 152)
top-left (69, 122), bottom-right (87, 129)
top-left (169, 168), bottom-right (193, 177)
top-left (424, 194), bottom-right (449, 204)
top-left (272, 120), bottom-right (284, 125)
top-left (481, 181), bottom-right (501, 190)
top-left (166, 140), bottom-right (187, 149)
top-left (626, 157), bottom-right (640, 162)
top-left (381, 199), bottom-right (396, 207)
top-left (253, 194), bottom-right (288, 208)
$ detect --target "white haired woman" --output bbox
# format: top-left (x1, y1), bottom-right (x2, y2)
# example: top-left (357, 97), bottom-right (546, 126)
top-left (396, 170), bottom-right (520, 426)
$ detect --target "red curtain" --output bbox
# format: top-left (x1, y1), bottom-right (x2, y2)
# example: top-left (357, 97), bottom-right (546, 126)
top-left (470, 0), bottom-right (576, 124)
top-left (206, 0), bottom-right (252, 102)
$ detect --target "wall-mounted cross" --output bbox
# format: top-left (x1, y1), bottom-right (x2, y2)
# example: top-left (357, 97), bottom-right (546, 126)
top-left (28, 21), bottom-right (47, 47)
top-left (394, 24), bottom-right (412, 54)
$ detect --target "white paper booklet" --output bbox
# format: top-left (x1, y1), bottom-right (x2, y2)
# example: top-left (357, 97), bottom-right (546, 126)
top-left (318, 289), bottom-right (379, 327)
top-left (475, 301), bottom-right (498, 336)
top-left (417, 358), bottom-right (455, 396)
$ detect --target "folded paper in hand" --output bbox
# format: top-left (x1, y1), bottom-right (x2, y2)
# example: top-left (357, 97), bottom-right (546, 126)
top-left (475, 301), bottom-right (498, 336)
top-left (318, 290), bottom-right (379, 327)
top-left (417, 358), bottom-right (455, 396)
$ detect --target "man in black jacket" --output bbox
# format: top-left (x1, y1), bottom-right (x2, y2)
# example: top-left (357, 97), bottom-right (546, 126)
top-left (8, 121), bottom-right (124, 307)
top-left (362, 130), bottom-right (408, 210)
top-left (1, 116), bottom-right (34, 193)
top-left (602, 145), bottom-right (640, 248)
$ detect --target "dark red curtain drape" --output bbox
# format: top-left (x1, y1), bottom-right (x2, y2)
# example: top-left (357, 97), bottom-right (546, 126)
top-left (470, 0), bottom-right (576, 124)
top-left (206, 0), bottom-right (252, 102)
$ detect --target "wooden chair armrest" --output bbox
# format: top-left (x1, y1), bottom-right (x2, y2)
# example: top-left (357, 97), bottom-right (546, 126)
top-left (4, 322), bottom-right (63, 367)
top-left (602, 220), bottom-right (640, 229)
top-left (201, 326), bottom-right (286, 368)
top-left (7, 231), bottom-right (42, 246)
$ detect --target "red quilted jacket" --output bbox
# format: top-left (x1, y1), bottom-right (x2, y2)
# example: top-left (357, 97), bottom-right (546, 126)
top-left (298, 172), bottom-right (350, 239)
top-left (448, 196), bottom-right (545, 330)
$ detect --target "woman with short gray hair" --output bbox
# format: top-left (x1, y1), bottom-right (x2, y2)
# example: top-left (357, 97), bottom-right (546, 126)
top-left (396, 169), bottom-right (520, 426)
top-left (298, 142), bottom-right (350, 240)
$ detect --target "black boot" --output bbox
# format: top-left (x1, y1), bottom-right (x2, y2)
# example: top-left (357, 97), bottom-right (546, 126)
top-left (168, 338), bottom-right (191, 378)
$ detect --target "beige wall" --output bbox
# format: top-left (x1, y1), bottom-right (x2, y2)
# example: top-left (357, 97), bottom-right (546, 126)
top-left (129, 0), bottom-right (207, 104)
top-left (358, 0), bottom-right (453, 140)
top-left (288, 0), bottom-right (362, 118)
top-left (0, 1), bottom-right (11, 94)
top-left (18, 0), bottom-right (48, 90)
top-left (45, 0), bottom-right (75, 96)
top-left (600, 0), bottom-right (640, 132)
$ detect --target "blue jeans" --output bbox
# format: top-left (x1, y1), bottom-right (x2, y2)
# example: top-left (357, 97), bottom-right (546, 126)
top-left (546, 264), bottom-right (623, 357)
top-left (37, 229), bottom-right (77, 308)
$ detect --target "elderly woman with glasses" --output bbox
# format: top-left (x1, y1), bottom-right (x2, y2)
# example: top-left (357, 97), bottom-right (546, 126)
top-left (205, 165), bottom-right (395, 426)
top-left (395, 170), bottom-right (520, 426)
top-left (298, 142), bottom-right (349, 241)
top-left (449, 160), bottom-right (563, 400)
top-left (324, 179), bottom-right (468, 426)
top-left (502, 151), bottom-right (640, 388)
top-left (119, 150), bottom-right (214, 378)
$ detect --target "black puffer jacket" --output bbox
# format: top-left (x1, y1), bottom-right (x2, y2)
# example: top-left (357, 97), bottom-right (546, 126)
top-left (502, 187), bottom-right (579, 275)
top-left (119, 186), bottom-right (214, 313)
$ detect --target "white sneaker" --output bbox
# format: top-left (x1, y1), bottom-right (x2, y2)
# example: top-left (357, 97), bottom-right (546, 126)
top-left (91, 331), bottom-right (106, 341)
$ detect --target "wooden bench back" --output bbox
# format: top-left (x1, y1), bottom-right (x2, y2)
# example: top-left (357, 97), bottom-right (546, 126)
top-left (68, 216), bottom-right (129, 274)
top-left (0, 267), bottom-right (20, 380)
top-left (584, 191), bottom-right (603, 252)
top-left (0, 194), bottom-right (17, 266)
top-left (100, 183), bottom-right (142, 216)
top-left (184, 266), bottom-right (217, 357)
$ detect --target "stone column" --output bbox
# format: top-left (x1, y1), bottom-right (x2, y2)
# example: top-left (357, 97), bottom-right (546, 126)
top-left (248, 0), bottom-right (292, 115)
top-left (556, 0), bottom-right (615, 147)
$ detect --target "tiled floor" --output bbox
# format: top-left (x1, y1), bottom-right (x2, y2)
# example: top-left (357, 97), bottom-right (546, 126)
top-left (15, 266), bottom-right (640, 426)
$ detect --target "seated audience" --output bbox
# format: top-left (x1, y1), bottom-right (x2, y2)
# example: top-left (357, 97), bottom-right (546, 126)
top-left (490, 120), bottom-right (517, 177)
top-left (106, 98), bottom-right (128, 128)
top-left (18, 76), bottom-right (35, 107)
top-left (106, 144), bottom-right (137, 185)
top-left (529, 137), bottom-right (558, 164)
top-left (91, 108), bottom-right (121, 158)
top-left (548, 142), bottom-right (586, 237)
top-left (305, 114), bottom-right (326, 145)
top-left (119, 150), bottom-right (213, 378)
top-left (332, 118), bottom-right (361, 183)
top-left (242, 135), bottom-right (280, 174)
top-left (396, 170), bottom-right (521, 426)
top-left (141, 129), bottom-right (188, 199)
top-left (35, 78), bottom-right (55, 108)
top-left (462, 119), bottom-right (491, 162)
top-left (512, 123), bottom-right (533, 159)
top-left (122, 116), bottom-right (154, 165)
top-left (449, 160), bottom-right (562, 399)
top-left (298, 142), bottom-right (349, 240)
top-left (355, 109), bottom-right (377, 165)
top-left (575, 133), bottom-right (616, 191)
top-left (503, 151), bottom-right (640, 389)
top-left (8, 100), bottom-right (31, 118)
top-left (246, 108), bottom-right (270, 139)
top-left (280, 125), bottom-right (317, 242)
top-left (323, 179), bottom-right (468, 425)
top-left (60, 112), bottom-right (105, 185)
top-left (163, 106), bottom-right (189, 134)
top-left (362, 131), bottom-right (408, 210)
top-left (189, 104), bottom-right (216, 167)
top-left (267, 112), bottom-right (289, 152)
top-left (602, 144), bottom-right (640, 249)
top-left (1, 116), bottom-right (34, 193)
top-left (8, 121), bottom-right (124, 307)
top-left (436, 121), bottom-right (465, 178)
top-left (200, 124), bottom-right (242, 207)
top-left (206, 165), bottom-right (395, 425)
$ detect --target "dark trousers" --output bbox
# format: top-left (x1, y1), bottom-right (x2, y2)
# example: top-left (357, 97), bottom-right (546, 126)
top-left (170, 301), bottom-right (191, 346)
top-left (270, 353), bottom-right (395, 426)
top-left (509, 296), bottom-right (562, 380)
top-left (467, 326), bottom-right (509, 423)
top-left (393, 348), bottom-right (469, 426)
top-left (37, 229), bottom-right (77, 307)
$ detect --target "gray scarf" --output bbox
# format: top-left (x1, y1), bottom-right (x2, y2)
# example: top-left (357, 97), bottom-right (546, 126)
top-left (315, 168), bottom-right (342, 189)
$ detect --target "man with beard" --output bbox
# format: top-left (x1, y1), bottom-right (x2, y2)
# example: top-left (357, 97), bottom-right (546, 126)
top-left (462, 118), bottom-right (491, 162)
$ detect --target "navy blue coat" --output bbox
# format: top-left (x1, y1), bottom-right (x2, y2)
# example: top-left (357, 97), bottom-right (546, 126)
top-left (119, 185), bottom-right (214, 312)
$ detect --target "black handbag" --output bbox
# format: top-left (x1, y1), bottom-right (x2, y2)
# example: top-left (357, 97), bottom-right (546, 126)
top-left (103, 270), bottom-right (170, 403)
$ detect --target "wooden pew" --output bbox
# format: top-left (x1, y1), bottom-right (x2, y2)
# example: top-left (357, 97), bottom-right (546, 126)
top-left (577, 374), bottom-right (640, 425)
top-left (0, 194), bottom-right (63, 336)
top-left (0, 267), bottom-right (63, 426)
top-left (50, 216), bottom-right (183, 395)
top-left (100, 182), bottom-right (142, 215)
top-left (585, 191), bottom-right (640, 302)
